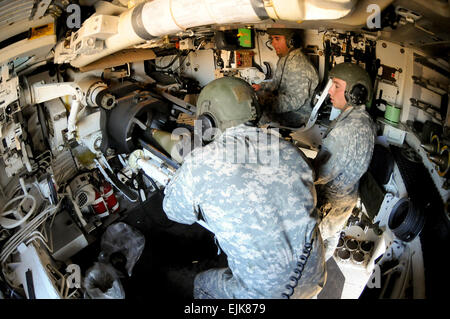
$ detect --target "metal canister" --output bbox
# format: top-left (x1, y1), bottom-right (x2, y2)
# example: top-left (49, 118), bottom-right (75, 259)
top-left (336, 248), bottom-right (351, 262)
top-left (345, 238), bottom-right (359, 251)
top-left (384, 104), bottom-right (401, 123)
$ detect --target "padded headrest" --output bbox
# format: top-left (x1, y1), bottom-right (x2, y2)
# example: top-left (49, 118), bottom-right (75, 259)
top-left (368, 144), bottom-right (395, 186)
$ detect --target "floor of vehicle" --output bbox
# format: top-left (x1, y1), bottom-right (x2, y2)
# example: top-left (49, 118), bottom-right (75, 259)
top-left (71, 192), bottom-right (345, 300)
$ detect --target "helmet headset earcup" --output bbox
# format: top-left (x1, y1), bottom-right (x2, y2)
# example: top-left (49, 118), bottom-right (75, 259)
top-left (267, 28), bottom-right (301, 49)
top-left (329, 63), bottom-right (372, 106)
top-left (286, 33), bottom-right (301, 49)
top-left (348, 83), bottom-right (368, 105)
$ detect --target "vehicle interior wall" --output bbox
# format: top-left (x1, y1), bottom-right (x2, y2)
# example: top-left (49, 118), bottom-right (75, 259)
top-left (158, 28), bottom-right (448, 151)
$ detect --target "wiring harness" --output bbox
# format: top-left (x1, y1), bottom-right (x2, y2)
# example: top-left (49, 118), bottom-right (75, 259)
top-left (0, 179), bottom-right (63, 296)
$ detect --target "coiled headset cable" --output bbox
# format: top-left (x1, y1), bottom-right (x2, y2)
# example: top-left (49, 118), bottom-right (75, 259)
top-left (281, 239), bottom-right (314, 299)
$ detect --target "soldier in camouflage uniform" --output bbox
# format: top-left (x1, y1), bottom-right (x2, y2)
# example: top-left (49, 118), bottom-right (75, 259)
top-left (313, 63), bottom-right (376, 260)
top-left (163, 77), bottom-right (326, 298)
top-left (253, 28), bottom-right (319, 128)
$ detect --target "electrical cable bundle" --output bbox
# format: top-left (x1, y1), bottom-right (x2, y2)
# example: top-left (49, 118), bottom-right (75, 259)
top-left (0, 179), bottom-right (63, 294)
top-left (0, 200), bottom-right (60, 264)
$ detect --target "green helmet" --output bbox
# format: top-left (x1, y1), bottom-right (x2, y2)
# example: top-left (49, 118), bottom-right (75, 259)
top-left (266, 28), bottom-right (301, 48)
top-left (266, 28), bottom-right (296, 37)
top-left (196, 77), bottom-right (261, 137)
top-left (328, 62), bottom-right (373, 106)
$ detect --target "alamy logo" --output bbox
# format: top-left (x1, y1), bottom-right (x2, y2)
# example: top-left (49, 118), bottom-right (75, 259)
top-left (367, 4), bottom-right (381, 29)
top-left (367, 264), bottom-right (381, 289)
top-left (66, 4), bottom-right (81, 29)
top-left (66, 264), bottom-right (81, 289)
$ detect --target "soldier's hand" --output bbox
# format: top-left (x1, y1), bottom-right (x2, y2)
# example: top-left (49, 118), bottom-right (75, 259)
top-left (252, 84), bottom-right (261, 91)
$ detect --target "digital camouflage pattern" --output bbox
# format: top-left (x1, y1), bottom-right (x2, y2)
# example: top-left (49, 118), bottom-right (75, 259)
top-left (313, 105), bottom-right (376, 260)
top-left (259, 48), bottom-right (319, 127)
top-left (163, 124), bottom-right (326, 298)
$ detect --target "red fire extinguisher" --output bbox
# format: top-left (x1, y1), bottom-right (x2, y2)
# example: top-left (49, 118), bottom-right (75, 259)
top-left (102, 182), bottom-right (119, 213)
top-left (92, 190), bottom-right (109, 218)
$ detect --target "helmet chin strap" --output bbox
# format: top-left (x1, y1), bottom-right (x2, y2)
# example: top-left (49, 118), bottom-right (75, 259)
top-left (244, 120), bottom-right (257, 127)
top-left (341, 104), bottom-right (352, 112)
top-left (296, 78), bottom-right (333, 132)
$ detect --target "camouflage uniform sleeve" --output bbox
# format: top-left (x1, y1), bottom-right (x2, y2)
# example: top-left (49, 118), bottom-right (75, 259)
top-left (162, 160), bottom-right (198, 225)
top-left (313, 137), bottom-right (343, 186)
top-left (273, 51), bottom-right (318, 114)
top-left (259, 79), bottom-right (272, 92)
top-left (259, 59), bottom-right (281, 92)
top-left (314, 113), bottom-right (375, 186)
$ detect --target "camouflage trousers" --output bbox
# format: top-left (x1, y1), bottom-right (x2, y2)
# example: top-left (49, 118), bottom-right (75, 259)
top-left (318, 191), bottom-right (358, 261)
top-left (193, 229), bottom-right (327, 299)
top-left (193, 268), bottom-right (236, 299)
